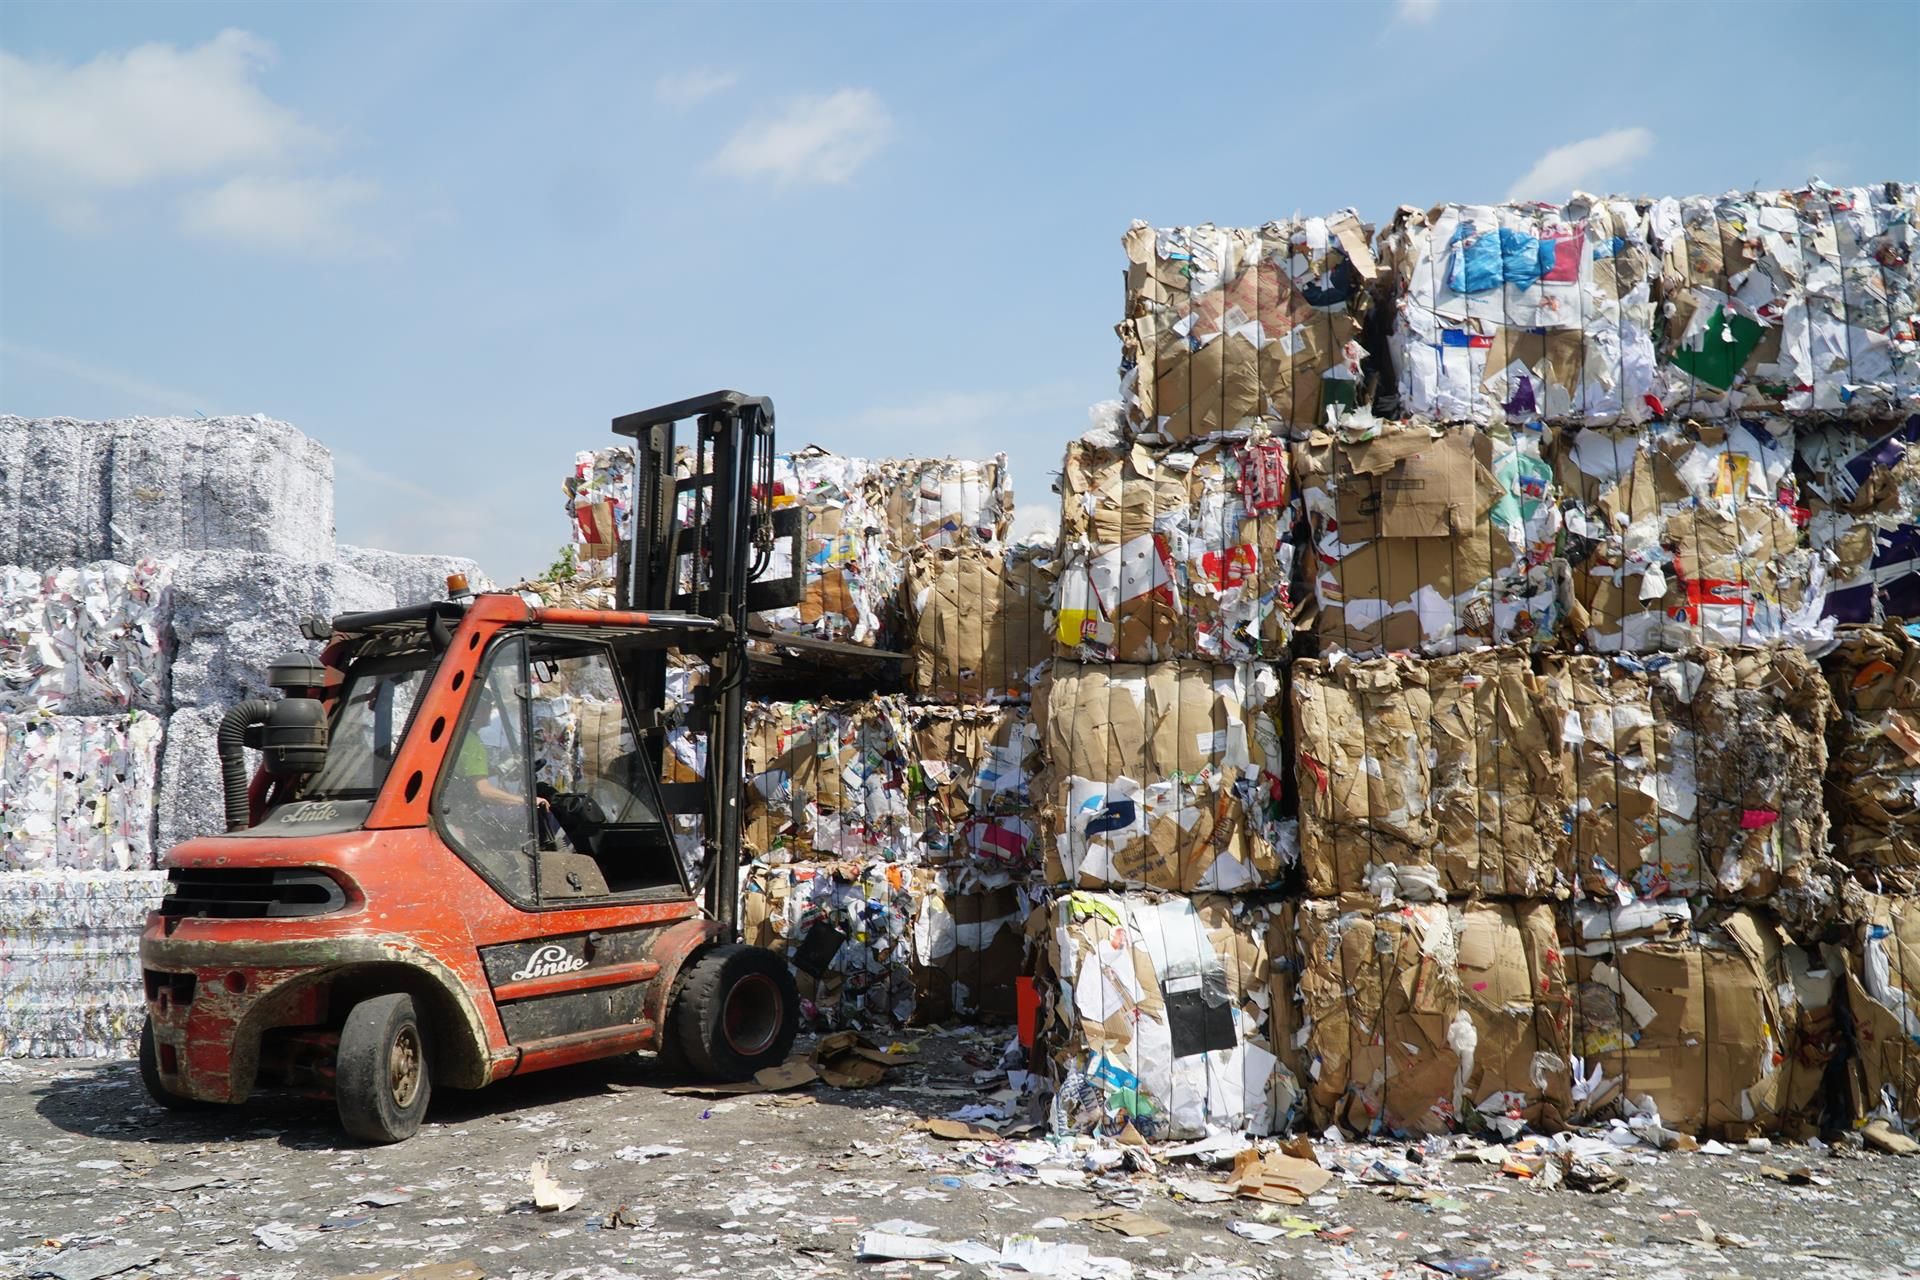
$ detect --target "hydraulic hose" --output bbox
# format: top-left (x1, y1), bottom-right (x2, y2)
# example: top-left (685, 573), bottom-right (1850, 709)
top-left (218, 699), bottom-right (274, 831)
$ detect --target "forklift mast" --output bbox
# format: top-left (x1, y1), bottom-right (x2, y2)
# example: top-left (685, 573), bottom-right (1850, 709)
top-left (610, 392), bottom-right (802, 939)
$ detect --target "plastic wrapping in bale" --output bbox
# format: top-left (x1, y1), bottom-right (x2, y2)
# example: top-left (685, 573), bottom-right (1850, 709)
top-left (1037, 890), bottom-right (1301, 1139)
top-left (1844, 893), bottom-right (1920, 1129)
top-left (1, 713), bottom-right (162, 871)
top-left (1292, 648), bottom-right (1569, 901)
top-left (1036, 660), bottom-right (1290, 893)
top-left (902, 544), bottom-right (1049, 703)
top-left (1648, 182), bottom-right (1919, 420)
top-left (0, 870), bottom-right (168, 1058)
top-left (1797, 414), bottom-right (1920, 625)
top-left (1294, 897), bottom-right (1570, 1137)
top-left (1293, 422), bottom-right (1561, 658)
top-left (1382, 197), bottom-right (1656, 426)
top-left (0, 560), bottom-right (171, 715)
top-left (1544, 648), bottom-right (1832, 907)
top-left (1566, 901), bottom-right (1839, 1139)
top-left (0, 415), bottom-right (335, 569)
top-left (1552, 419), bottom-right (1832, 653)
top-left (1118, 216), bottom-right (1377, 442)
top-left (1823, 624), bottom-right (1920, 890)
top-left (336, 544), bottom-right (491, 607)
top-left (1052, 436), bottom-right (1296, 663)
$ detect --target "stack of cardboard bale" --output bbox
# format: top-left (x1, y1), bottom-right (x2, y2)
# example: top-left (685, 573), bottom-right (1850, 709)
top-left (1, 414), bottom-right (484, 1057)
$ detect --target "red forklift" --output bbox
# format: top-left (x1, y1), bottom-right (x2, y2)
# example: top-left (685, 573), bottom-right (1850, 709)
top-left (140, 393), bottom-right (821, 1142)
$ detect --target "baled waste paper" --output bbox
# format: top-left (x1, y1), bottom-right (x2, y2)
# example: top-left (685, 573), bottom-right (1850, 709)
top-left (902, 542), bottom-right (1049, 703)
top-left (1052, 435), bottom-right (1297, 663)
top-left (905, 702), bottom-right (1040, 888)
top-left (1294, 897), bottom-right (1571, 1137)
top-left (1822, 622), bottom-right (1920, 888)
top-left (1381, 196), bottom-right (1658, 427)
top-left (1544, 646), bottom-right (1832, 904)
top-left (1844, 893), bottom-right (1920, 1128)
top-left (1797, 413), bottom-right (1920, 625)
top-left (1036, 659), bottom-right (1290, 893)
top-left (0, 561), bottom-right (171, 716)
top-left (0, 870), bottom-right (166, 1057)
top-left (1, 713), bottom-right (162, 872)
top-left (336, 544), bottom-right (490, 607)
top-left (1566, 902), bottom-right (1839, 1138)
top-left (1291, 647), bottom-right (1568, 900)
top-left (1648, 181), bottom-right (1919, 420)
top-left (743, 695), bottom-right (914, 865)
top-left (1119, 215), bottom-right (1376, 443)
top-left (1292, 421), bottom-right (1562, 657)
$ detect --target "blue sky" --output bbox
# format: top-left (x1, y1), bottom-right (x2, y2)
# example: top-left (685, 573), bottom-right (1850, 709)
top-left (3, 0), bottom-right (1916, 580)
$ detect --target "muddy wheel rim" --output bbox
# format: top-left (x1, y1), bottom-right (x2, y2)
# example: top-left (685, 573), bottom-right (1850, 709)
top-left (389, 1025), bottom-right (422, 1109)
top-left (722, 973), bottom-right (781, 1057)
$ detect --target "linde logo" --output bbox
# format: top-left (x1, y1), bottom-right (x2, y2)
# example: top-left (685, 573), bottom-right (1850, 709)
top-left (281, 801), bottom-right (340, 823)
top-left (509, 943), bottom-right (588, 982)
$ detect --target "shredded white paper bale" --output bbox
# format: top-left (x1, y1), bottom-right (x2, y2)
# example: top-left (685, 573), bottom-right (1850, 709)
top-left (0, 560), bottom-right (172, 715)
top-left (1, 713), bottom-right (162, 872)
top-left (0, 870), bottom-right (167, 1058)
top-left (336, 544), bottom-right (490, 607)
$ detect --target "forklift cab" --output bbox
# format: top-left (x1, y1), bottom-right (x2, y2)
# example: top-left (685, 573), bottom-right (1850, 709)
top-left (139, 393), bottom-right (812, 1144)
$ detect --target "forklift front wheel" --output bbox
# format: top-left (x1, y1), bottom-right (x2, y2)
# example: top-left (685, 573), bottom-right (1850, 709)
top-left (672, 945), bottom-right (800, 1081)
top-left (336, 994), bottom-right (432, 1144)
top-left (139, 1018), bottom-right (213, 1111)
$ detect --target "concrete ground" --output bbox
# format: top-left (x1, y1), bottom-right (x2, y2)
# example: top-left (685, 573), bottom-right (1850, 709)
top-left (4, 1028), bottom-right (1917, 1280)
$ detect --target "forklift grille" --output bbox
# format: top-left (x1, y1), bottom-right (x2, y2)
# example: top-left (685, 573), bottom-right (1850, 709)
top-left (158, 867), bottom-right (348, 919)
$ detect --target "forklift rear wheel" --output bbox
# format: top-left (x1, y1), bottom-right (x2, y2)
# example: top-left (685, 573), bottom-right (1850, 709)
top-left (139, 1018), bottom-right (212, 1111)
top-left (672, 945), bottom-right (799, 1081)
top-left (336, 994), bottom-right (432, 1144)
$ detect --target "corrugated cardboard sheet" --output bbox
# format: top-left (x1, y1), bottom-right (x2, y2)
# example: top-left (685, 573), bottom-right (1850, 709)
top-left (1844, 894), bottom-right (1920, 1127)
top-left (1, 713), bottom-right (162, 872)
top-left (1798, 414), bottom-right (1920, 625)
top-left (1119, 217), bottom-right (1376, 442)
top-left (1295, 898), bottom-right (1570, 1137)
top-left (1553, 419), bottom-right (1831, 652)
top-left (1567, 902), bottom-right (1837, 1138)
top-left (1038, 891), bottom-right (1300, 1139)
top-left (1545, 648), bottom-right (1831, 903)
top-left (903, 544), bottom-right (1049, 703)
top-left (0, 870), bottom-right (167, 1058)
top-left (1382, 198), bottom-right (1657, 426)
top-left (1824, 624), bottom-right (1920, 889)
top-left (0, 561), bottom-right (172, 715)
top-left (1053, 437), bottom-right (1296, 663)
top-left (1292, 649), bottom-right (1568, 900)
top-left (1037, 660), bottom-right (1289, 893)
top-left (1648, 183), bottom-right (1919, 420)
top-left (1293, 423), bottom-right (1561, 657)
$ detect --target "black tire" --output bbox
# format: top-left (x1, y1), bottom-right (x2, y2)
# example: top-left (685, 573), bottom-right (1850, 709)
top-left (139, 1018), bottom-right (212, 1111)
top-left (670, 944), bottom-right (799, 1081)
top-left (335, 994), bottom-right (431, 1144)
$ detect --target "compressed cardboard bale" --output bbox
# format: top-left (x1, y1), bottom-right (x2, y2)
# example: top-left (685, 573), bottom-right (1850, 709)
top-left (1648, 182), bottom-right (1920, 420)
top-left (874, 454), bottom-right (1012, 549)
top-left (1119, 215), bottom-right (1377, 442)
top-left (1, 713), bottom-right (162, 871)
top-left (1037, 660), bottom-right (1288, 893)
top-left (1844, 894), bottom-right (1920, 1127)
top-left (1797, 414), bottom-right (1920, 625)
top-left (1294, 422), bottom-right (1562, 657)
top-left (1382, 197), bottom-right (1657, 426)
top-left (908, 872), bottom-right (1031, 1022)
top-left (1567, 902), bottom-right (1839, 1138)
top-left (1294, 898), bottom-right (1570, 1137)
top-left (167, 551), bottom-right (395, 710)
top-left (906, 703), bottom-right (1038, 888)
top-left (1038, 891), bottom-right (1301, 1139)
top-left (1553, 419), bottom-right (1831, 653)
top-left (1, 560), bottom-right (172, 715)
top-left (1823, 625), bottom-right (1920, 888)
top-left (743, 696), bottom-right (912, 864)
top-left (902, 544), bottom-right (1048, 702)
top-left (1546, 648), bottom-right (1832, 903)
top-left (740, 860), bottom-right (921, 1029)
top-left (1293, 648), bottom-right (1568, 900)
top-left (336, 544), bottom-right (491, 607)
top-left (1053, 435), bottom-right (1296, 663)
top-left (0, 870), bottom-right (168, 1058)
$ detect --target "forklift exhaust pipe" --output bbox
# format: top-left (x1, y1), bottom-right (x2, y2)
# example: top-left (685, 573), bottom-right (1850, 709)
top-left (218, 700), bottom-right (274, 831)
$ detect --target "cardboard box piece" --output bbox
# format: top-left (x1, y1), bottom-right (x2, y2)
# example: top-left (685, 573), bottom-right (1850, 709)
top-left (1053, 437), bottom-right (1296, 663)
top-left (1823, 624), bottom-right (1920, 889)
top-left (1844, 894), bottom-right (1920, 1128)
top-left (1292, 648), bottom-right (1568, 900)
top-left (1119, 216), bottom-right (1376, 442)
top-left (1037, 660), bottom-right (1289, 893)
top-left (903, 543), bottom-right (1050, 703)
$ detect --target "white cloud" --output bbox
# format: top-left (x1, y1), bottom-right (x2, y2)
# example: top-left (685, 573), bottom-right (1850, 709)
top-left (1396, 0), bottom-right (1441, 23)
top-left (1010, 503), bottom-right (1059, 544)
top-left (0, 30), bottom-right (318, 200)
top-left (656, 68), bottom-right (738, 107)
top-left (710, 89), bottom-right (893, 186)
top-left (180, 175), bottom-right (381, 255)
top-left (1506, 127), bottom-right (1654, 201)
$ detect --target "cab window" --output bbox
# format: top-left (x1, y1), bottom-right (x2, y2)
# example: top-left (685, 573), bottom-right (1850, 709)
top-left (435, 637), bottom-right (537, 901)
